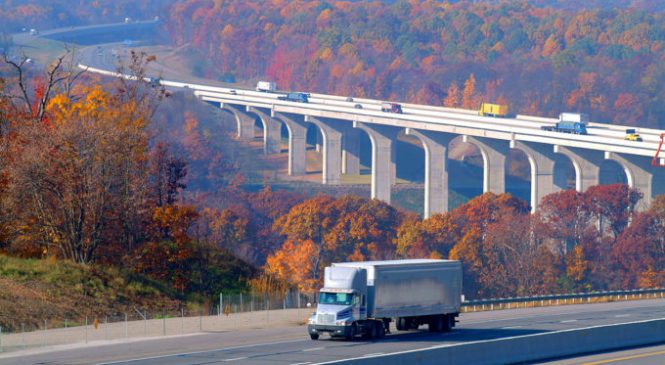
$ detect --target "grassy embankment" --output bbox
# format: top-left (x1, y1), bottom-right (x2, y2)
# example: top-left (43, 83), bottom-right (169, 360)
top-left (0, 255), bottom-right (182, 331)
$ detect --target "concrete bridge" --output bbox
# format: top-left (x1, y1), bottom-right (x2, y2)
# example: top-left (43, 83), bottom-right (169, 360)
top-left (79, 65), bottom-right (665, 217)
top-left (189, 85), bottom-right (664, 217)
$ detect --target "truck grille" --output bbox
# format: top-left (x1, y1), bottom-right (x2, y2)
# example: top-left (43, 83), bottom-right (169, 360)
top-left (317, 313), bottom-right (335, 324)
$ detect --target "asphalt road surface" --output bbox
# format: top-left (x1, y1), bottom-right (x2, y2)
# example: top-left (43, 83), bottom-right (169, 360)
top-left (3, 299), bottom-right (663, 365)
top-left (534, 344), bottom-right (665, 365)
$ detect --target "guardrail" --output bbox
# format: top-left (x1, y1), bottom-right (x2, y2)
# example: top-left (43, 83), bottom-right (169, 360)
top-left (461, 287), bottom-right (665, 312)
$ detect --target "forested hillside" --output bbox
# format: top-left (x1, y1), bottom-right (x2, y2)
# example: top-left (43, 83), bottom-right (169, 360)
top-left (166, 0), bottom-right (665, 129)
top-left (0, 0), bottom-right (167, 32)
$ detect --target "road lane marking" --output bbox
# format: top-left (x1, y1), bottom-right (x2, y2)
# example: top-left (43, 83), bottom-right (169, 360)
top-left (224, 357), bottom-right (248, 362)
top-left (94, 339), bottom-right (304, 365)
top-left (560, 319), bottom-right (577, 323)
top-left (501, 326), bottom-right (523, 329)
top-left (614, 314), bottom-right (630, 318)
top-left (303, 347), bottom-right (325, 352)
top-left (362, 353), bottom-right (384, 357)
top-left (581, 349), bottom-right (665, 364)
top-left (290, 362), bottom-right (312, 365)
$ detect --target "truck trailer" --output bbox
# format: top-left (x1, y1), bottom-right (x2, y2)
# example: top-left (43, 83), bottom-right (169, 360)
top-left (541, 112), bottom-right (589, 135)
top-left (278, 92), bottom-right (309, 103)
top-left (307, 259), bottom-right (463, 340)
top-left (256, 81), bottom-right (277, 92)
top-left (479, 102), bottom-right (508, 117)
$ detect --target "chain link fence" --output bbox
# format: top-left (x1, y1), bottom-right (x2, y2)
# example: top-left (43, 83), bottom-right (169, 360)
top-left (0, 290), bottom-right (316, 354)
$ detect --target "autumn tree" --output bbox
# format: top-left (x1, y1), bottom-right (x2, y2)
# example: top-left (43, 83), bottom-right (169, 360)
top-left (443, 82), bottom-right (461, 108)
top-left (462, 73), bottom-right (479, 109)
top-left (263, 195), bottom-right (404, 291)
top-left (150, 142), bottom-right (188, 208)
top-left (537, 190), bottom-right (591, 254)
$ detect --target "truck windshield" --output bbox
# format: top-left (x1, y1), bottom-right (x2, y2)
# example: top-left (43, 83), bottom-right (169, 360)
top-left (319, 292), bottom-right (353, 305)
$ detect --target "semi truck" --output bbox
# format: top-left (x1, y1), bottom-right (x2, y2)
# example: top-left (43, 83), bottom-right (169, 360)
top-left (479, 102), bottom-right (508, 117)
top-left (541, 112), bottom-right (589, 135)
top-left (256, 81), bottom-right (277, 92)
top-left (307, 259), bottom-right (463, 340)
top-left (278, 92), bottom-right (309, 103)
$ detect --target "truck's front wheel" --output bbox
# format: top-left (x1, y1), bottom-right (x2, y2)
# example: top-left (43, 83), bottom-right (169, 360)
top-left (310, 333), bottom-right (319, 340)
top-left (345, 323), bottom-right (357, 340)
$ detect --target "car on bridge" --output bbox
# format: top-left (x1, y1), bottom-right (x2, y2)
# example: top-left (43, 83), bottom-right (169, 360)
top-left (381, 102), bottom-right (403, 113)
top-left (624, 129), bottom-right (643, 142)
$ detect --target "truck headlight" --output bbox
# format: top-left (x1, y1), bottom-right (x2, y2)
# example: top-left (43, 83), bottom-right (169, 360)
top-left (335, 319), bottom-right (351, 326)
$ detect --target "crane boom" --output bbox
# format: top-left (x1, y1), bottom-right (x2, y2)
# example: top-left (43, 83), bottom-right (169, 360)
top-left (654, 133), bottom-right (665, 167)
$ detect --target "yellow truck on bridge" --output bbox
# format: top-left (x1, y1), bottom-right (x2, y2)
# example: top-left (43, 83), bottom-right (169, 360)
top-left (479, 102), bottom-right (509, 117)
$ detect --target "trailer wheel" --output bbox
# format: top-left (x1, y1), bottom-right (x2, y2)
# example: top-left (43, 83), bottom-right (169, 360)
top-left (310, 333), bottom-right (319, 340)
top-left (442, 314), bottom-right (452, 332)
top-left (376, 321), bottom-right (386, 338)
top-left (430, 315), bottom-right (448, 332)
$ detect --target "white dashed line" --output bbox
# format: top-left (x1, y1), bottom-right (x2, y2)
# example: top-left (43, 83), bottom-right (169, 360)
top-left (501, 325), bottom-right (523, 329)
top-left (615, 314), bottom-right (631, 318)
top-left (363, 353), bottom-right (384, 357)
top-left (560, 319), bottom-right (578, 323)
top-left (290, 362), bottom-right (312, 365)
top-left (224, 357), bottom-right (248, 362)
top-left (303, 347), bottom-right (325, 352)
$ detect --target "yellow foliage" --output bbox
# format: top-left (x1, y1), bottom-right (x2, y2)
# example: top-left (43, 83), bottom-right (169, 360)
top-left (264, 239), bottom-right (321, 292)
top-left (331, 64), bottom-right (344, 78)
top-left (318, 47), bottom-right (333, 61)
top-left (351, 61), bottom-right (364, 75)
top-left (338, 43), bottom-right (357, 58)
top-left (221, 24), bottom-right (234, 37)
top-left (47, 86), bottom-right (110, 126)
top-left (566, 245), bottom-right (588, 282)
top-left (316, 8), bottom-right (332, 29)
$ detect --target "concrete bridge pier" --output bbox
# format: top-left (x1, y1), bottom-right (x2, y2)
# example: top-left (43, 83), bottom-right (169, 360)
top-left (305, 116), bottom-right (344, 185)
top-left (273, 112), bottom-right (307, 176)
top-left (223, 104), bottom-right (255, 140)
top-left (512, 141), bottom-right (557, 212)
top-left (247, 106), bottom-right (282, 155)
top-left (463, 135), bottom-right (509, 194)
top-left (604, 152), bottom-right (664, 211)
top-left (342, 127), bottom-right (361, 175)
top-left (405, 128), bottom-right (455, 218)
top-left (554, 146), bottom-right (603, 192)
top-left (353, 122), bottom-right (399, 203)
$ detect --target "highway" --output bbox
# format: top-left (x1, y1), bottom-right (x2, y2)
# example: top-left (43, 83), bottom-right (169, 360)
top-left (3, 299), bottom-right (663, 365)
top-left (537, 344), bottom-right (665, 365)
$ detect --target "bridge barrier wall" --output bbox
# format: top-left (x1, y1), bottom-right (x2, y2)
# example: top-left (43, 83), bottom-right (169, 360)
top-left (325, 318), bottom-right (665, 365)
